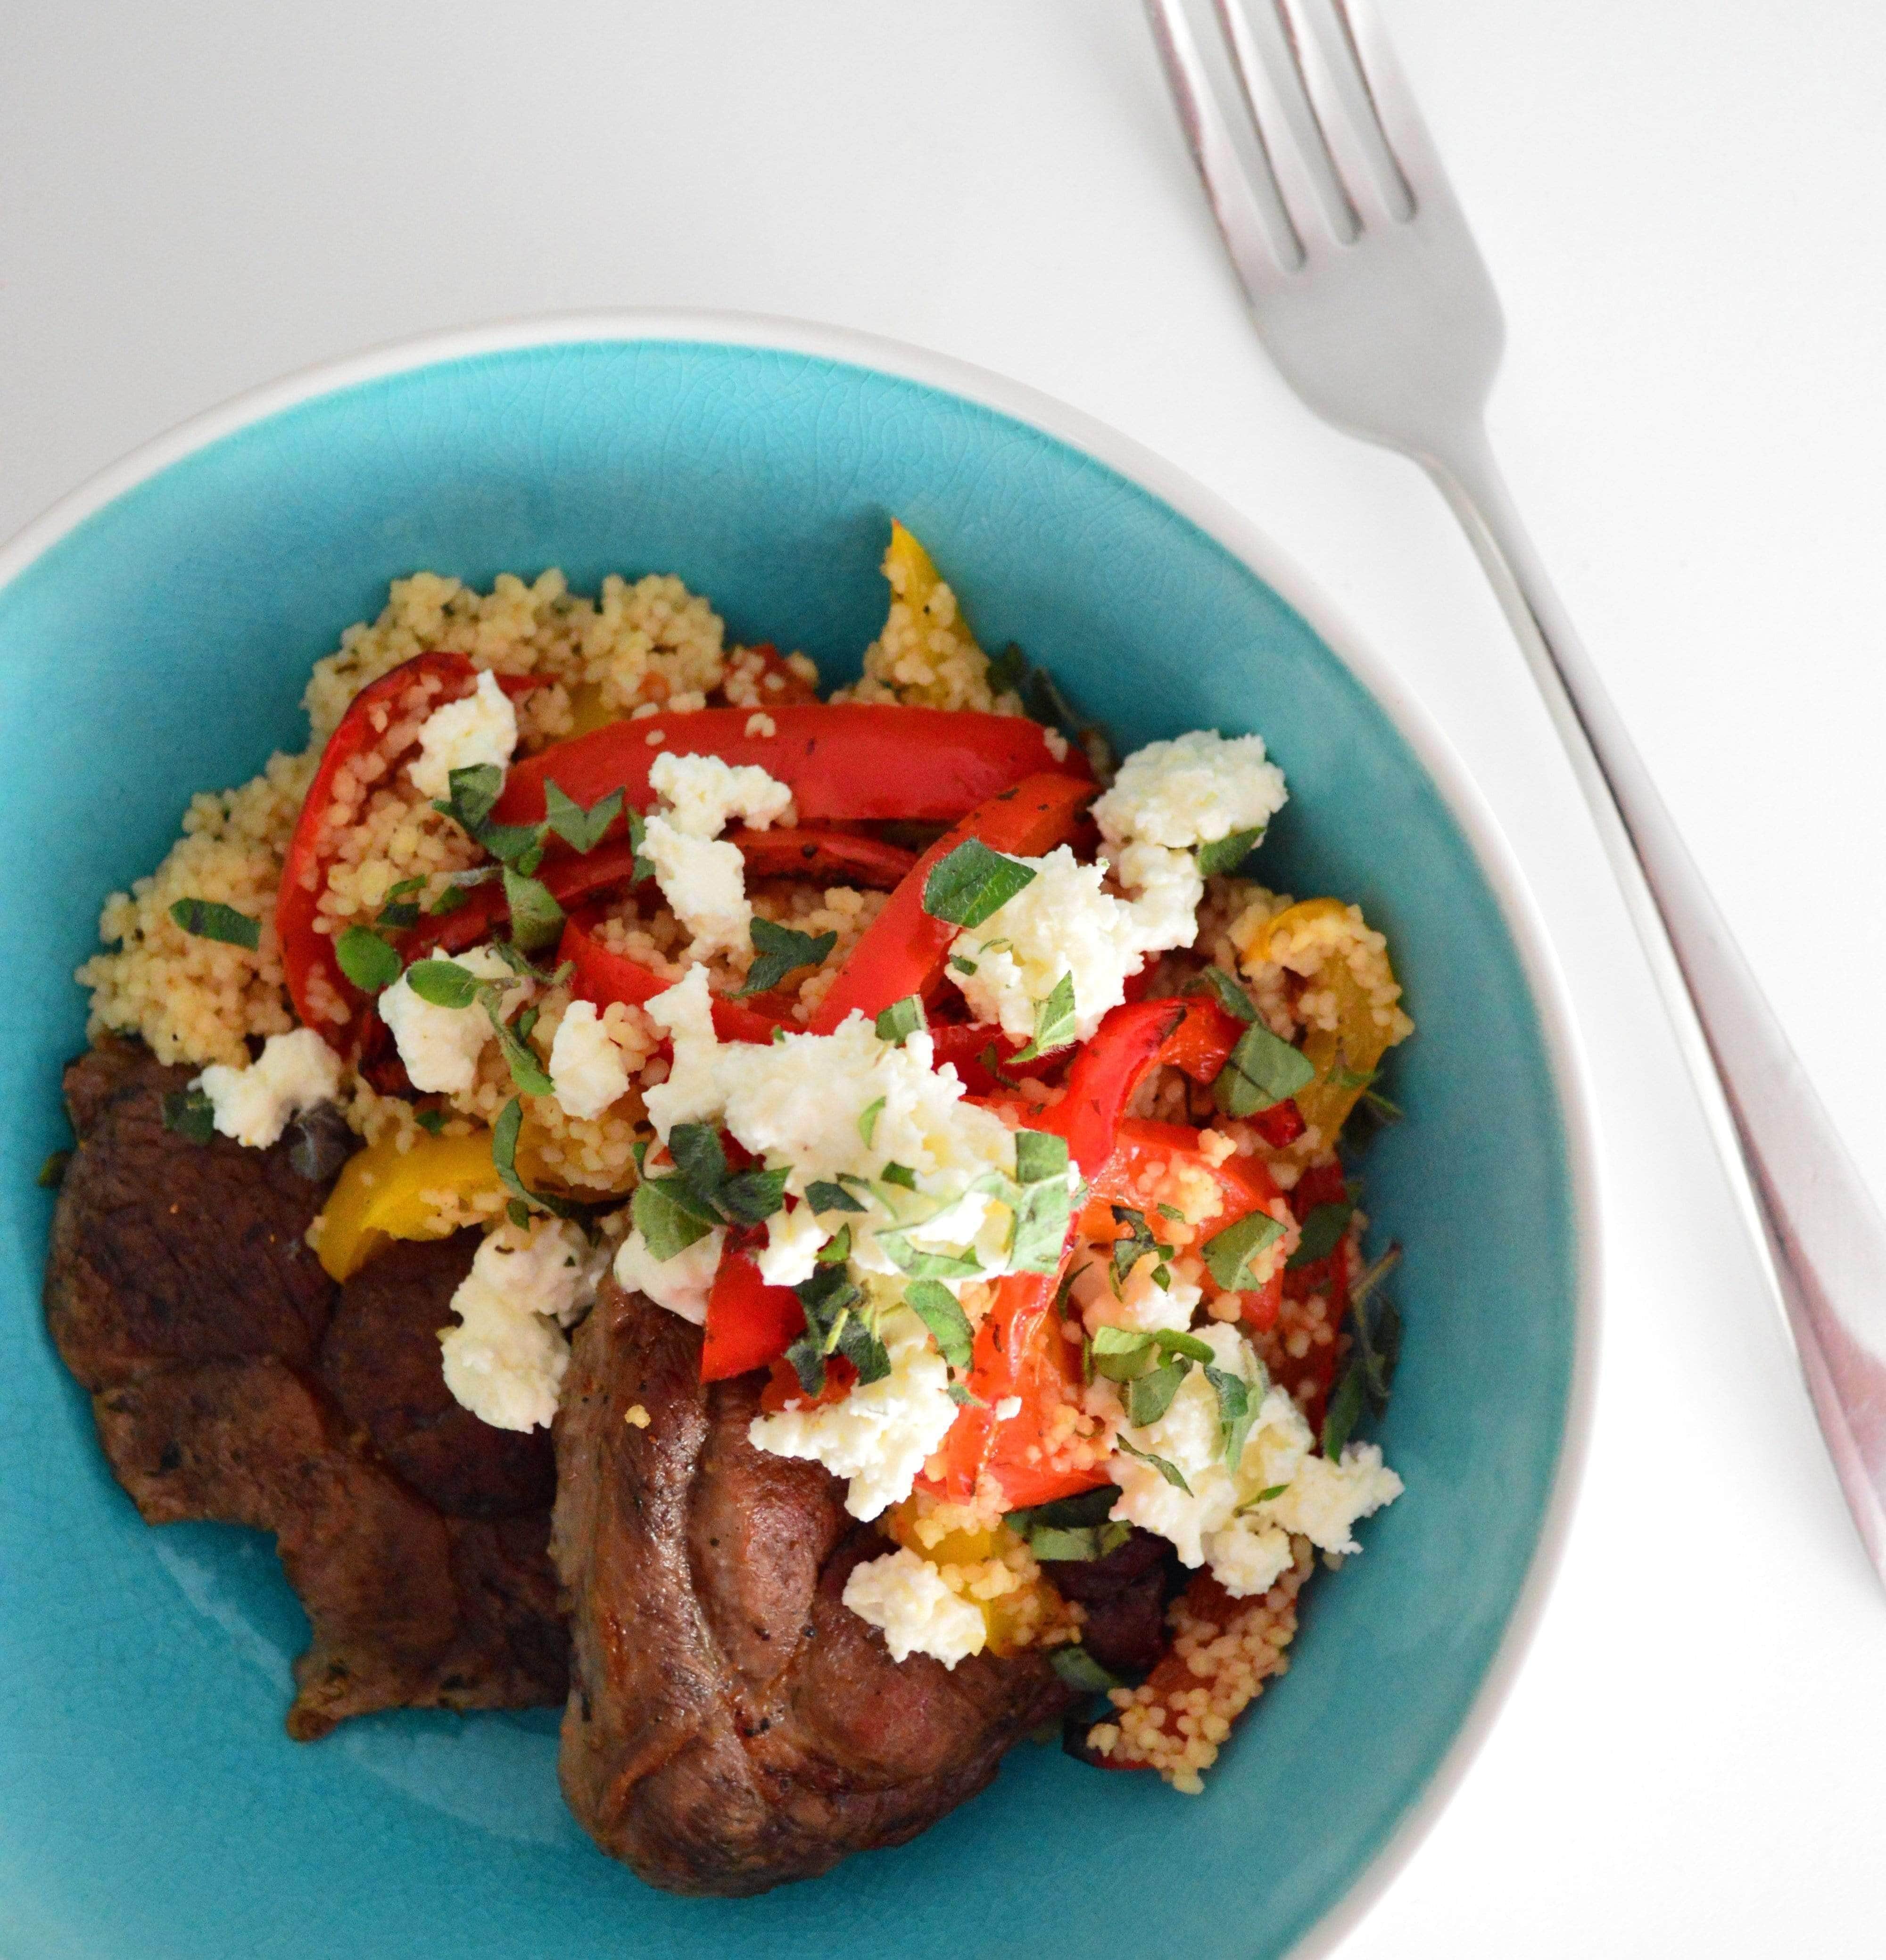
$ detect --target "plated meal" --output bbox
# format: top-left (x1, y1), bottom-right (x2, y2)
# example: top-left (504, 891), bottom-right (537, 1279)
top-left (45, 520), bottom-right (1413, 1896)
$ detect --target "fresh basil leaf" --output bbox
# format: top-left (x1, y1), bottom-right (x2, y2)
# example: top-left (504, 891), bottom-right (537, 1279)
top-left (161, 1087), bottom-right (215, 1145)
top-left (514, 1005), bottom-right (541, 1045)
top-left (1322, 1358), bottom-right (1366, 1460)
top-left (1212, 1020), bottom-right (1316, 1117)
top-left (921, 838), bottom-right (1036, 929)
top-left (1006, 1486), bottom-right (1122, 1534)
top-left (1115, 1434), bottom-right (1192, 1496)
top-left (1012, 971), bottom-right (1078, 1063)
top-left (502, 866), bottom-right (565, 954)
top-left (1155, 1329), bottom-right (1215, 1365)
top-left (736, 917), bottom-right (836, 998)
top-left (816, 1223), bottom-right (852, 1265)
top-left (335, 925), bottom-right (401, 994)
top-left (484, 994), bottom-right (554, 1098)
top-left (166, 897), bottom-right (262, 951)
top-left (1186, 964), bottom-right (1257, 1023)
top-left (632, 1173), bottom-right (720, 1260)
top-left (874, 995), bottom-right (926, 1044)
top-left (877, 1234), bottom-right (983, 1282)
top-left (1196, 826), bottom-right (1263, 878)
top-left (1013, 1129), bottom-right (1067, 1186)
top-left (905, 1278), bottom-right (974, 1370)
top-left (1288, 1200), bottom-right (1354, 1269)
top-left (857, 1096), bottom-right (885, 1148)
top-left (404, 957), bottom-right (482, 1009)
top-left (1207, 1365), bottom-right (1255, 1467)
top-left (1051, 1258), bottom-right (1090, 1318)
top-left (490, 1097), bottom-right (584, 1221)
top-left (1127, 1359), bottom-right (1187, 1427)
top-left (543, 779), bottom-right (624, 855)
top-left (1202, 1209), bottom-right (1285, 1292)
top-left (805, 1178), bottom-right (867, 1215)
top-left (1050, 1646), bottom-right (1124, 1694)
top-left (880, 1162), bottom-right (917, 1191)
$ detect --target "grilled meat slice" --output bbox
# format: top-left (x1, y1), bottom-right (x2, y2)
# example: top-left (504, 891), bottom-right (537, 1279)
top-left (44, 1043), bottom-right (566, 1737)
top-left (552, 1278), bottom-right (1073, 1896)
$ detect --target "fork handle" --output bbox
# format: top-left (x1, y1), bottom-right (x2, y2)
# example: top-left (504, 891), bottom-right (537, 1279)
top-left (1426, 424), bottom-right (1886, 1574)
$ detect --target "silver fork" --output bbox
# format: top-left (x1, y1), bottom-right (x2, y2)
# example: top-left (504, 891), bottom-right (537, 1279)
top-left (1147, 0), bottom-right (1886, 1585)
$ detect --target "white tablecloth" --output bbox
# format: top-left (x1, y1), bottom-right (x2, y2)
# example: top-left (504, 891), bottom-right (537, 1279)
top-left (6, 3), bottom-right (1881, 1950)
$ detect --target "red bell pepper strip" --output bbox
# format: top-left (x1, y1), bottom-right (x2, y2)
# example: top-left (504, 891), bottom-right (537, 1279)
top-left (278, 651), bottom-right (483, 1045)
top-left (701, 1241), bottom-right (805, 1383)
top-left (496, 705), bottom-right (1089, 832)
top-left (409, 826), bottom-right (916, 962)
top-left (555, 914), bottom-right (786, 1045)
top-left (808, 773), bottom-right (1096, 1034)
top-left (1048, 996), bottom-right (1237, 1174)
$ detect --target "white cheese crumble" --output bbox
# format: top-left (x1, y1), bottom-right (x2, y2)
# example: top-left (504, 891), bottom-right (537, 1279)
top-left (640, 751), bottom-right (794, 959)
top-left (613, 1224), bottom-right (725, 1325)
top-left (439, 1218), bottom-right (612, 1432)
top-left (378, 945), bottom-right (521, 1095)
top-left (1070, 1254), bottom-right (1202, 1338)
top-left (749, 1306), bottom-right (960, 1519)
top-left (407, 669), bottom-right (518, 800)
top-left (1091, 728), bottom-right (1288, 855)
top-left (191, 1028), bottom-right (342, 1150)
top-left (1096, 1322), bottom-right (1401, 1596)
top-left (842, 1548), bottom-right (988, 1667)
top-left (547, 998), bottom-right (631, 1119)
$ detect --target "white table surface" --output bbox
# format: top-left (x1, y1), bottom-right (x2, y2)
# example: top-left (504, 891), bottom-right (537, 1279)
top-left (6, 2), bottom-right (1883, 1952)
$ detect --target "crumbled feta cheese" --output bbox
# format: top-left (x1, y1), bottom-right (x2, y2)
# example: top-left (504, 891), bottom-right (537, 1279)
top-left (749, 1307), bottom-right (960, 1518)
top-left (192, 1028), bottom-right (342, 1150)
top-left (1098, 1321), bottom-right (1401, 1595)
top-left (378, 945), bottom-right (520, 1095)
top-left (1092, 728), bottom-right (1288, 855)
top-left (1107, 840), bottom-right (1205, 954)
top-left (648, 750), bottom-right (794, 837)
top-left (641, 963), bottom-right (723, 1136)
top-left (547, 998), bottom-right (631, 1119)
top-left (408, 669), bottom-right (518, 800)
top-left (639, 751), bottom-right (794, 959)
top-left (439, 1218), bottom-right (611, 1431)
top-left (842, 1548), bottom-right (988, 1667)
top-left (613, 1224), bottom-right (726, 1325)
top-left (757, 1199), bottom-right (827, 1288)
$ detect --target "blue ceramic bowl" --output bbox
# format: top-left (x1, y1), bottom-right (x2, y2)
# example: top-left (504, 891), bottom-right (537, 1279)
top-left (0, 318), bottom-right (1594, 1960)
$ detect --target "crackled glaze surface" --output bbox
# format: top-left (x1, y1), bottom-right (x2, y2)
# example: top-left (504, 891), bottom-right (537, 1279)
top-left (0, 334), bottom-right (1578, 1960)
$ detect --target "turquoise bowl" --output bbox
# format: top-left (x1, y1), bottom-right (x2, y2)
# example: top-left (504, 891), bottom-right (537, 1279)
top-left (0, 319), bottom-right (1594, 1960)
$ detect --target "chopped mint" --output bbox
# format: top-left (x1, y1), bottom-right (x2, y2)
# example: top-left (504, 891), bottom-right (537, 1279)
top-left (921, 838), bottom-right (1036, 930)
top-left (167, 898), bottom-right (261, 952)
top-left (1050, 1647), bottom-right (1125, 1694)
top-left (543, 779), bottom-right (624, 855)
top-left (405, 957), bottom-right (482, 1009)
top-left (490, 1097), bottom-right (584, 1221)
top-left (1288, 1200), bottom-right (1354, 1269)
top-left (1195, 826), bottom-right (1263, 878)
top-left (805, 1178), bottom-right (867, 1215)
top-left (736, 917), bottom-right (836, 998)
top-left (335, 925), bottom-right (401, 994)
top-left (1212, 1019), bottom-right (1315, 1117)
top-left (502, 866), bottom-right (565, 954)
top-left (857, 1096), bottom-right (885, 1148)
top-left (874, 995), bottom-right (926, 1044)
top-left (1012, 971), bottom-right (1078, 1063)
top-left (879, 1161), bottom-right (917, 1191)
top-left (1201, 1209), bottom-right (1284, 1292)
top-left (1116, 1434), bottom-right (1192, 1496)
top-left (904, 1278), bottom-right (974, 1370)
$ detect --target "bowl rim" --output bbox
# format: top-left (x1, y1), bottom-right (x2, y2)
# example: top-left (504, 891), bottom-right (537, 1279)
top-left (0, 308), bottom-right (1601, 1960)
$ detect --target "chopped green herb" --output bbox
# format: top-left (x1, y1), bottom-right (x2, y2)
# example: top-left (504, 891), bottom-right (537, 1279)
top-left (1288, 1201), bottom-right (1354, 1269)
top-left (948, 955), bottom-right (978, 977)
top-left (1212, 1020), bottom-right (1315, 1117)
top-left (1013, 1129), bottom-right (1068, 1186)
top-left (437, 763), bottom-right (504, 832)
top-left (514, 1005), bottom-right (540, 1045)
top-left (1196, 826), bottom-right (1264, 878)
top-left (1321, 1358), bottom-right (1366, 1459)
top-left (873, 994), bottom-right (926, 1044)
top-left (904, 1279), bottom-right (974, 1370)
top-left (626, 808), bottom-right (655, 885)
top-left (1116, 1434), bottom-right (1192, 1495)
top-left (1206, 1364), bottom-right (1256, 1466)
top-left (335, 925), bottom-right (402, 994)
top-left (1006, 1486), bottom-right (1121, 1534)
top-left (979, 1042), bottom-right (1020, 1088)
top-left (1052, 1258), bottom-right (1090, 1318)
top-left (1245, 1484), bottom-right (1289, 1508)
top-left (414, 1106), bottom-right (449, 1136)
top-left (507, 1197), bottom-right (533, 1230)
top-left (167, 898), bottom-right (261, 952)
top-left (1006, 1131), bottom-right (1075, 1275)
top-left (1127, 1360), bottom-right (1188, 1426)
top-left (737, 917), bottom-right (836, 998)
top-left (375, 878), bottom-right (427, 930)
top-left (877, 1234), bottom-right (984, 1282)
top-left (1328, 1062), bottom-right (1375, 1092)
top-left (403, 958), bottom-right (481, 1009)
top-left (485, 993), bottom-right (553, 1098)
top-left (491, 1098), bottom-right (583, 1221)
top-left (921, 838), bottom-right (1036, 929)
top-left (428, 883), bottom-right (470, 918)
top-left (857, 1096), bottom-right (885, 1149)
top-left (1156, 1202), bottom-right (1185, 1223)
top-left (1107, 1204), bottom-right (1171, 1289)
top-left (666, 1121), bottom-right (788, 1224)
top-left (986, 641), bottom-right (1028, 696)
top-left (1185, 964), bottom-right (1257, 1022)
top-left (946, 1382), bottom-right (986, 1408)
top-left (37, 1148), bottom-right (72, 1189)
top-left (784, 1266), bottom-right (886, 1396)
top-left (501, 866), bottom-right (564, 953)
top-left (1089, 1324), bottom-right (1213, 1384)
top-left (1050, 1646), bottom-right (1125, 1694)
top-left (816, 1223), bottom-right (852, 1265)
top-left (1202, 1209), bottom-right (1285, 1292)
top-left (1350, 1243), bottom-right (1403, 1311)
top-left (880, 1161), bottom-right (917, 1191)
top-left (805, 1178), bottom-right (867, 1215)
top-left (1012, 971), bottom-right (1078, 1062)
top-left (161, 1088), bottom-right (215, 1144)
top-left (543, 779), bottom-right (624, 855)
top-left (631, 1173), bottom-right (720, 1260)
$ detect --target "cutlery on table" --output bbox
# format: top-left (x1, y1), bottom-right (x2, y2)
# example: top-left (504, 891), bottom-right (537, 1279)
top-left (1143, 0), bottom-right (1886, 1582)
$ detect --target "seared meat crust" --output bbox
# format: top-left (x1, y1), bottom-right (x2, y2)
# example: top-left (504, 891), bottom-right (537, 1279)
top-left (552, 1278), bottom-right (1073, 1896)
top-left (44, 1044), bottom-right (566, 1738)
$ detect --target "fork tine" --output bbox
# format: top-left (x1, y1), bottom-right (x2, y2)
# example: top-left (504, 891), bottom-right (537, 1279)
top-left (1326, 0), bottom-right (1449, 212)
top-left (1144, 0), bottom-right (1305, 282)
top-left (1211, 0), bottom-right (1350, 252)
top-left (1275, 0), bottom-right (1414, 226)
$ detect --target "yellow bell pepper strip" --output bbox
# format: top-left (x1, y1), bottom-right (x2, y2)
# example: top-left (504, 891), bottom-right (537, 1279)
top-left (1231, 897), bottom-right (1411, 1145)
top-left (314, 1129), bottom-right (504, 1281)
